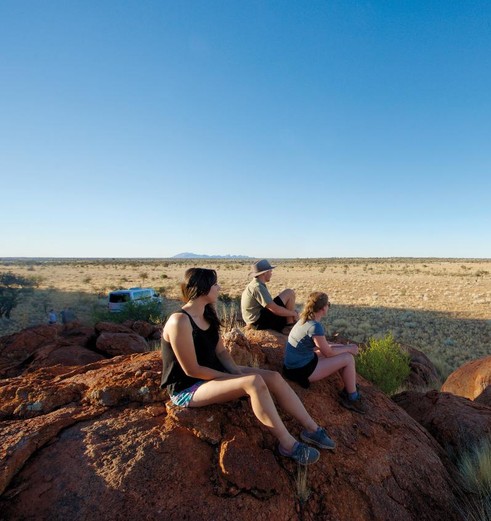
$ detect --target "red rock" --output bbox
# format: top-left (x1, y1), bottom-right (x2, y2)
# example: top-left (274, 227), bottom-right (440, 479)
top-left (95, 332), bottom-right (148, 356)
top-left (94, 321), bottom-right (134, 335)
top-left (0, 325), bottom-right (61, 377)
top-left (393, 389), bottom-right (491, 452)
top-left (0, 336), bottom-right (462, 520)
top-left (404, 346), bottom-right (440, 389)
top-left (442, 355), bottom-right (491, 400)
top-left (130, 320), bottom-right (158, 339)
top-left (59, 325), bottom-right (96, 347)
top-left (223, 328), bottom-right (266, 367)
top-left (26, 343), bottom-right (105, 372)
top-left (475, 386), bottom-right (491, 406)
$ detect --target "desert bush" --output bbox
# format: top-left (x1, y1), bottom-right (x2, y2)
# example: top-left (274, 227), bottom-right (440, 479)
top-left (0, 272), bottom-right (39, 319)
top-left (357, 333), bottom-right (411, 395)
top-left (456, 438), bottom-right (491, 521)
top-left (217, 300), bottom-right (243, 331)
top-left (92, 300), bottom-right (164, 325)
top-left (218, 293), bottom-right (240, 305)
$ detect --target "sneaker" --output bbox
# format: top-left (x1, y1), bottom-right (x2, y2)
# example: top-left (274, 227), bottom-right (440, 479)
top-left (300, 427), bottom-right (336, 450)
top-left (339, 393), bottom-right (368, 414)
top-left (339, 384), bottom-right (360, 399)
top-left (278, 441), bottom-right (320, 465)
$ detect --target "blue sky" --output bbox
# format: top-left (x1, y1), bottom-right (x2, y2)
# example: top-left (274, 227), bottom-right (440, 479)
top-left (1, 1), bottom-right (490, 258)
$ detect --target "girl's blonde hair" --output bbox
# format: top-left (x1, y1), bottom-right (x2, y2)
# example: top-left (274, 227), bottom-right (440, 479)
top-left (300, 291), bottom-right (329, 323)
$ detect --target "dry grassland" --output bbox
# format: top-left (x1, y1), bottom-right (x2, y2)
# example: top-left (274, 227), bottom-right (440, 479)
top-left (1, 258), bottom-right (490, 374)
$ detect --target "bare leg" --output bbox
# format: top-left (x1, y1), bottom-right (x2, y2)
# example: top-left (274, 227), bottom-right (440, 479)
top-left (277, 288), bottom-right (296, 324)
top-left (309, 353), bottom-right (357, 393)
top-left (240, 367), bottom-right (318, 433)
top-left (189, 374), bottom-right (297, 451)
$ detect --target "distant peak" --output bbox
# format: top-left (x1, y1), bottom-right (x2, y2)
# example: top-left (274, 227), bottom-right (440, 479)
top-left (172, 252), bottom-right (251, 259)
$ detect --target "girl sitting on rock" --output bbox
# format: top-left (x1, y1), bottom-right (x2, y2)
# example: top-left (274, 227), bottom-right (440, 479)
top-left (161, 268), bottom-right (335, 465)
top-left (283, 291), bottom-right (367, 414)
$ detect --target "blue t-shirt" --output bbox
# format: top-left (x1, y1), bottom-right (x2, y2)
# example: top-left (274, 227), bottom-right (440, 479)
top-left (284, 320), bottom-right (325, 369)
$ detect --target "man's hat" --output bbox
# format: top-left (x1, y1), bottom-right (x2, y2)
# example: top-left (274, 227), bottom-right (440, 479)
top-left (250, 259), bottom-right (276, 277)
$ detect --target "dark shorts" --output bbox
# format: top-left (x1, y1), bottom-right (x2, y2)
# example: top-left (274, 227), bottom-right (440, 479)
top-left (282, 355), bottom-right (319, 389)
top-left (253, 296), bottom-right (288, 332)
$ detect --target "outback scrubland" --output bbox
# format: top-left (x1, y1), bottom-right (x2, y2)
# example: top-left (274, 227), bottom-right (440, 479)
top-left (1, 258), bottom-right (490, 375)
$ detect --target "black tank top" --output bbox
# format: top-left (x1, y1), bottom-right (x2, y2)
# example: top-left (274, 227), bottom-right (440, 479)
top-left (160, 309), bottom-right (226, 395)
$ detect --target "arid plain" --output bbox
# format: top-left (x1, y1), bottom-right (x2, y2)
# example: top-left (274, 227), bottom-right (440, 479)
top-left (1, 258), bottom-right (490, 377)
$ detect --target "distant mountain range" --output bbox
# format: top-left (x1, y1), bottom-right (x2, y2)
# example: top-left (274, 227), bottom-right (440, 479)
top-left (173, 252), bottom-right (252, 259)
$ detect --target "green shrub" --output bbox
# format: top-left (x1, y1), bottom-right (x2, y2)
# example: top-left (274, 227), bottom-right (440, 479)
top-left (357, 333), bottom-right (411, 395)
top-left (92, 300), bottom-right (164, 325)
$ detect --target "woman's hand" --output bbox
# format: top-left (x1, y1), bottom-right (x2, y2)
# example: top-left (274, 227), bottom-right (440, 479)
top-left (346, 344), bottom-right (359, 356)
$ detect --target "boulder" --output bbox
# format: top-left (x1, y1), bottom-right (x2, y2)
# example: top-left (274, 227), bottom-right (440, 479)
top-left (124, 320), bottom-right (159, 339)
top-left (475, 386), bottom-right (491, 406)
top-left (223, 328), bottom-right (266, 367)
top-left (25, 343), bottom-right (105, 372)
top-left (393, 390), bottom-right (491, 454)
top-left (0, 325), bottom-right (61, 377)
top-left (0, 325), bottom-right (103, 379)
top-left (0, 321), bottom-right (162, 379)
top-left (59, 325), bottom-right (96, 348)
top-left (0, 332), bottom-right (463, 520)
top-left (95, 332), bottom-right (148, 356)
top-left (94, 322), bottom-right (134, 335)
top-left (404, 346), bottom-right (440, 389)
top-left (442, 355), bottom-right (491, 400)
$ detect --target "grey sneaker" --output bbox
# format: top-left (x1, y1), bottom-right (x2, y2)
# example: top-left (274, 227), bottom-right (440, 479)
top-left (300, 427), bottom-right (336, 450)
top-left (278, 441), bottom-right (320, 465)
top-left (339, 393), bottom-right (368, 414)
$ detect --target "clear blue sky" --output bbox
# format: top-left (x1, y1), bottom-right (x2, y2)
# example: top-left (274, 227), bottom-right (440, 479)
top-left (1, 1), bottom-right (490, 258)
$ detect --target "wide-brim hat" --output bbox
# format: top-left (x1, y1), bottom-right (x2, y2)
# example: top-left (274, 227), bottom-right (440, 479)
top-left (250, 259), bottom-right (276, 277)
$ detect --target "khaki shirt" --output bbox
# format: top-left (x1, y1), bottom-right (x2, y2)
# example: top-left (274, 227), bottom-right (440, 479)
top-left (241, 278), bottom-right (273, 324)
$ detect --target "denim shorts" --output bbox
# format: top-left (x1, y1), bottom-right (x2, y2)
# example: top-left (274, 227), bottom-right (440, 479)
top-left (170, 381), bottom-right (205, 407)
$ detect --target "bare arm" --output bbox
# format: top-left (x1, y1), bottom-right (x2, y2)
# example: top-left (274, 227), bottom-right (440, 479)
top-left (265, 301), bottom-right (299, 319)
top-left (313, 335), bottom-right (359, 358)
top-left (164, 314), bottom-right (231, 380)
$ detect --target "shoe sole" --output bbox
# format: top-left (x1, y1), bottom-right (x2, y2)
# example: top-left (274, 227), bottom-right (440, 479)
top-left (300, 432), bottom-right (336, 450)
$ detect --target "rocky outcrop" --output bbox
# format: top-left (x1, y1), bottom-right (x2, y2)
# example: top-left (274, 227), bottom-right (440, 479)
top-left (0, 321), bottom-right (160, 378)
top-left (442, 355), bottom-right (491, 400)
top-left (393, 390), bottom-right (491, 454)
top-left (0, 328), bottom-right (463, 520)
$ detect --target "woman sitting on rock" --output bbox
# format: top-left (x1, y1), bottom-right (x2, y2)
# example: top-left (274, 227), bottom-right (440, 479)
top-left (283, 291), bottom-right (367, 414)
top-left (161, 268), bottom-right (336, 465)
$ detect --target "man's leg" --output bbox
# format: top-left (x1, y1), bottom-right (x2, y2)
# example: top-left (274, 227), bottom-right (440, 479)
top-left (277, 289), bottom-right (296, 324)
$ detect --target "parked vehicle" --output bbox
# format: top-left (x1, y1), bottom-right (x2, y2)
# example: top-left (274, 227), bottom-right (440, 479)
top-left (108, 287), bottom-right (162, 312)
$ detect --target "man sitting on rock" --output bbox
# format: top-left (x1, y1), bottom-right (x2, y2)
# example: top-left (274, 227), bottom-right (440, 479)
top-left (241, 259), bottom-right (298, 334)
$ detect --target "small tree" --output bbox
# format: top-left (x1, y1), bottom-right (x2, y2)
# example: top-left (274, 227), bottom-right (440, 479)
top-left (0, 272), bottom-right (38, 319)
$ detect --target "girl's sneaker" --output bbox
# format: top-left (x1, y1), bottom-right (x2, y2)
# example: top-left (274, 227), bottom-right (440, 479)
top-left (278, 441), bottom-right (320, 465)
top-left (300, 427), bottom-right (336, 450)
top-left (339, 389), bottom-right (368, 414)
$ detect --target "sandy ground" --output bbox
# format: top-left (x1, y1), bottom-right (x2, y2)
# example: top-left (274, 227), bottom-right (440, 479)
top-left (1, 258), bottom-right (490, 373)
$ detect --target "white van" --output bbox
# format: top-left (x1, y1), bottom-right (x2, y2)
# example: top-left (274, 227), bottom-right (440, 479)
top-left (108, 287), bottom-right (162, 312)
